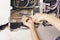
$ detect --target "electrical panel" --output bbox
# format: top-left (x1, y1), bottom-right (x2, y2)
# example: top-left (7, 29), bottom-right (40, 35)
top-left (10, 0), bottom-right (60, 31)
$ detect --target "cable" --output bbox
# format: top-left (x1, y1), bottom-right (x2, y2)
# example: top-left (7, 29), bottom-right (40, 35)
top-left (13, 0), bottom-right (37, 8)
top-left (13, 0), bottom-right (29, 8)
top-left (28, 0), bottom-right (37, 8)
top-left (48, 0), bottom-right (58, 10)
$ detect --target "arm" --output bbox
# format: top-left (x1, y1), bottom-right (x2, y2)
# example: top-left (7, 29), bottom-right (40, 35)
top-left (22, 16), bottom-right (40, 40)
top-left (30, 26), bottom-right (40, 40)
top-left (33, 14), bottom-right (60, 31)
top-left (45, 14), bottom-right (60, 31)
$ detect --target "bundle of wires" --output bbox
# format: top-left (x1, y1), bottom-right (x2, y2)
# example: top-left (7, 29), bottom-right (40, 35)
top-left (13, 0), bottom-right (37, 8)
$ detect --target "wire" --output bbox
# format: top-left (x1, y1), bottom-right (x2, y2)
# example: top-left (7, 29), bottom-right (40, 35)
top-left (13, 0), bottom-right (29, 8)
top-left (28, 0), bottom-right (37, 8)
top-left (13, 0), bottom-right (37, 8)
top-left (48, 0), bottom-right (58, 10)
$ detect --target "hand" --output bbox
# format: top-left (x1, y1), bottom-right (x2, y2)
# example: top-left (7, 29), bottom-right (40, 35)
top-left (32, 13), bottom-right (47, 23)
top-left (22, 16), bottom-right (34, 29)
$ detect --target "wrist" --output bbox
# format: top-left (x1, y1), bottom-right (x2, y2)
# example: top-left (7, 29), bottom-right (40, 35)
top-left (29, 25), bottom-right (35, 30)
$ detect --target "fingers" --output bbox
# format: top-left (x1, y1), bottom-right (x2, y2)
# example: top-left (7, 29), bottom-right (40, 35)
top-left (22, 13), bottom-right (46, 24)
top-left (22, 16), bottom-right (29, 22)
top-left (32, 14), bottom-right (45, 23)
top-left (22, 16), bottom-right (34, 28)
top-left (32, 14), bottom-right (38, 22)
top-left (32, 14), bottom-right (40, 23)
top-left (22, 15), bottom-right (34, 24)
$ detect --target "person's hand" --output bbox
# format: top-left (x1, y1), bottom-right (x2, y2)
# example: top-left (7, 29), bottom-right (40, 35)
top-left (22, 16), bottom-right (34, 29)
top-left (32, 13), bottom-right (47, 23)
